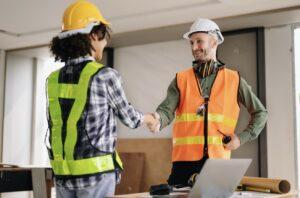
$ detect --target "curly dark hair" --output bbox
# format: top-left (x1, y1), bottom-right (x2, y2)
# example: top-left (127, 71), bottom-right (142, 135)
top-left (50, 24), bottom-right (110, 63)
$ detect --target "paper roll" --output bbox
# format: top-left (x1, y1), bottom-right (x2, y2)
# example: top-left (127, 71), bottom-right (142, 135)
top-left (240, 176), bottom-right (290, 194)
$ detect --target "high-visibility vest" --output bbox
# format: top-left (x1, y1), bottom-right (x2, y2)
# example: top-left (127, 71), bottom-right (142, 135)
top-left (47, 61), bottom-right (123, 177)
top-left (172, 67), bottom-right (240, 162)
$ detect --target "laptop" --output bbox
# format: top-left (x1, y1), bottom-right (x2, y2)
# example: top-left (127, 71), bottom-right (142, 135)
top-left (188, 159), bottom-right (252, 198)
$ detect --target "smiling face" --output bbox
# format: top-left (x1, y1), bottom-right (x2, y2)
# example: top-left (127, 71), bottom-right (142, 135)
top-left (189, 32), bottom-right (218, 63)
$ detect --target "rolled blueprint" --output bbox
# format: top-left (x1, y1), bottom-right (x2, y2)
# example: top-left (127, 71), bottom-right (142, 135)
top-left (240, 176), bottom-right (290, 194)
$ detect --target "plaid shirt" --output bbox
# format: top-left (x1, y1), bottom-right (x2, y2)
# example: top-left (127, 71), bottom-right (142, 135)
top-left (50, 57), bottom-right (143, 189)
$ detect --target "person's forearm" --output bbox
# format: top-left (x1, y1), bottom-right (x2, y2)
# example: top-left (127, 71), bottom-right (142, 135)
top-left (238, 110), bottom-right (268, 145)
top-left (155, 78), bottom-right (179, 130)
top-left (156, 108), bottom-right (175, 129)
top-left (237, 77), bottom-right (268, 144)
top-left (107, 68), bottom-right (143, 129)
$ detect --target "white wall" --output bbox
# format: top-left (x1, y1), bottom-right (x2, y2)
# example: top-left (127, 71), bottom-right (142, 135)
top-left (114, 40), bottom-right (193, 138)
top-left (265, 25), bottom-right (297, 189)
top-left (0, 49), bottom-right (5, 161)
top-left (294, 26), bottom-right (300, 190)
top-left (3, 54), bottom-right (34, 165)
top-left (2, 54), bottom-right (34, 198)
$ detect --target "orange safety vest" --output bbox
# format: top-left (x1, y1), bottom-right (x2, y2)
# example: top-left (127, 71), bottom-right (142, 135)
top-left (172, 67), bottom-right (240, 162)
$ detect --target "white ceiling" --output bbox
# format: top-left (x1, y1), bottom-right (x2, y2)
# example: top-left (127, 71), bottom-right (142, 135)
top-left (1, 0), bottom-right (300, 50)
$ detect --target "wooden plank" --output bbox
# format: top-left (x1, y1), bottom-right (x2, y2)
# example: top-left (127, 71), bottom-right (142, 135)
top-left (117, 139), bottom-right (172, 192)
top-left (112, 191), bottom-right (298, 198)
top-left (115, 153), bottom-right (145, 195)
top-left (0, 163), bottom-right (19, 168)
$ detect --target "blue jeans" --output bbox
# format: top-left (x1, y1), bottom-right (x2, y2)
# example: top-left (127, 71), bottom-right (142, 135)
top-left (56, 172), bottom-right (116, 198)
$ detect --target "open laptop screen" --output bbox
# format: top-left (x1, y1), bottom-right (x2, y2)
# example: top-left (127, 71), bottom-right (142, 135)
top-left (189, 159), bottom-right (252, 198)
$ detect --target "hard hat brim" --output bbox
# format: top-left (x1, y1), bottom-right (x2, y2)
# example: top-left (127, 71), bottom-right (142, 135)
top-left (183, 31), bottom-right (192, 40)
top-left (183, 30), bottom-right (224, 44)
top-left (58, 21), bottom-right (102, 39)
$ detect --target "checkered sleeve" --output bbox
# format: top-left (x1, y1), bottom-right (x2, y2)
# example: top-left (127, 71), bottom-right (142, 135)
top-left (105, 68), bottom-right (143, 128)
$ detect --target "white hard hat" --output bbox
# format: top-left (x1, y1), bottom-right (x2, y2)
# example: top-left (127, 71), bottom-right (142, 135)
top-left (183, 18), bottom-right (224, 44)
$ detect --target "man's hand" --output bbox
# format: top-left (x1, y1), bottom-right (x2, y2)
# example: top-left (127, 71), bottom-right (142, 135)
top-left (224, 134), bottom-right (241, 150)
top-left (143, 113), bottom-right (160, 133)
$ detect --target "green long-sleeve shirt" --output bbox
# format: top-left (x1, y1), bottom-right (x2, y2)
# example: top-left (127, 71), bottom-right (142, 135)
top-left (156, 66), bottom-right (268, 145)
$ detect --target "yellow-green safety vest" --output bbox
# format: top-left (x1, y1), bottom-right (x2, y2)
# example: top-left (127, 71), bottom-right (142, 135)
top-left (47, 61), bottom-right (123, 176)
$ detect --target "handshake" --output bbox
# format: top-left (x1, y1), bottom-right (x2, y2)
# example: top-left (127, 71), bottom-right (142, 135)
top-left (143, 112), bottom-right (161, 133)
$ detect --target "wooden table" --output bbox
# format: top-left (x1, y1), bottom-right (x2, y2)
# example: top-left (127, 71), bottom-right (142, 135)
top-left (0, 167), bottom-right (53, 198)
top-left (113, 191), bottom-right (297, 198)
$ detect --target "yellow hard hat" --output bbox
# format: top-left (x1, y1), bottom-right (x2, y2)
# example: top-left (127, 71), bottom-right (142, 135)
top-left (58, 0), bottom-right (109, 39)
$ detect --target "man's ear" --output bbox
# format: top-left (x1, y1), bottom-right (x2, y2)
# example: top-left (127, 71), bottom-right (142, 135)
top-left (210, 37), bottom-right (218, 49)
top-left (89, 33), bottom-right (97, 52)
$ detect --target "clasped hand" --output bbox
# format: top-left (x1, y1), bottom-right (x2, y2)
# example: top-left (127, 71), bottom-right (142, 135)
top-left (143, 113), bottom-right (160, 133)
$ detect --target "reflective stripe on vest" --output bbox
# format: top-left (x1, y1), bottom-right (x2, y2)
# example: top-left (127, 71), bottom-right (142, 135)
top-left (175, 113), bottom-right (237, 128)
top-left (50, 152), bottom-right (123, 176)
top-left (47, 62), bottom-right (123, 176)
top-left (173, 136), bottom-right (223, 146)
top-left (173, 67), bottom-right (240, 162)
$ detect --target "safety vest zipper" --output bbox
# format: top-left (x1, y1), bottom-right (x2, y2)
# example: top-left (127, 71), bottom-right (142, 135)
top-left (204, 97), bottom-right (209, 158)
